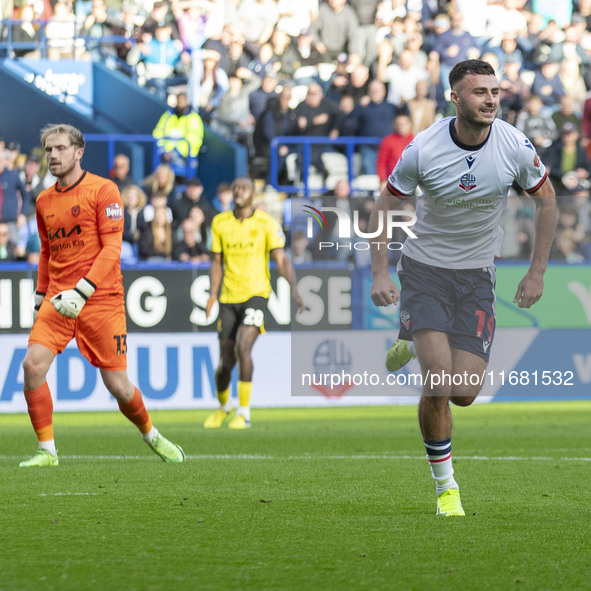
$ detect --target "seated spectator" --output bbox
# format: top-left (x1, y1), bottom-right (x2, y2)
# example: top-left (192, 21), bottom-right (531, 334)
top-left (336, 94), bottom-right (357, 137)
top-left (275, 0), bottom-right (318, 39)
top-left (172, 216), bottom-right (210, 262)
top-left (378, 47), bottom-right (429, 107)
top-left (18, 152), bottom-right (46, 208)
top-left (187, 48), bottom-right (229, 119)
top-left (0, 148), bottom-right (30, 244)
top-left (559, 58), bottom-right (587, 111)
top-left (139, 193), bottom-right (173, 228)
top-left (210, 71), bottom-right (261, 150)
top-left (110, 153), bottom-right (133, 191)
top-left (249, 73), bottom-right (280, 124)
top-left (121, 184), bottom-right (147, 245)
top-left (10, 4), bottom-right (41, 59)
top-left (545, 123), bottom-right (590, 195)
top-left (80, 0), bottom-right (119, 64)
top-left (499, 57), bottom-right (530, 124)
top-left (212, 182), bottom-right (233, 213)
top-left (237, 0), bottom-right (279, 49)
top-left (45, 0), bottom-right (85, 60)
top-left (515, 94), bottom-right (557, 155)
top-left (138, 24), bottom-right (185, 99)
top-left (407, 79), bottom-right (436, 134)
top-left (376, 113), bottom-right (414, 190)
top-left (137, 205), bottom-right (173, 261)
top-left (141, 0), bottom-right (180, 41)
top-left (311, 0), bottom-right (359, 63)
top-left (186, 204), bottom-right (211, 247)
top-left (550, 228), bottom-right (585, 263)
top-left (170, 177), bottom-right (215, 240)
top-left (142, 163), bottom-right (177, 205)
top-left (269, 29), bottom-right (298, 80)
top-left (531, 60), bottom-right (566, 111)
top-left (287, 231), bottom-right (312, 265)
top-left (552, 96), bottom-right (582, 136)
top-left (152, 91), bottom-right (204, 181)
top-left (0, 222), bottom-right (19, 261)
top-left (248, 42), bottom-right (279, 79)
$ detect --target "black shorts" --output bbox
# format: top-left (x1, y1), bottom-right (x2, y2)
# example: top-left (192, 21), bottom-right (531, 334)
top-left (217, 296), bottom-right (268, 340)
top-left (397, 255), bottom-right (496, 361)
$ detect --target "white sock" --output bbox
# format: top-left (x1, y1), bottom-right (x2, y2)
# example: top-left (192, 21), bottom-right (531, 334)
top-left (237, 406), bottom-right (250, 421)
top-left (435, 476), bottom-right (459, 495)
top-left (221, 402), bottom-right (232, 413)
top-left (408, 341), bottom-right (417, 357)
top-left (39, 439), bottom-right (57, 455)
top-left (142, 426), bottom-right (158, 444)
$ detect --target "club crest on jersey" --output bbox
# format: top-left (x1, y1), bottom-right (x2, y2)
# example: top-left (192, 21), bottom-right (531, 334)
top-left (465, 155), bottom-right (476, 169)
top-left (533, 154), bottom-right (540, 168)
top-left (459, 173), bottom-right (477, 192)
top-left (71, 205), bottom-right (80, 217)
top-left (105, 203), bottom-right (123, 220)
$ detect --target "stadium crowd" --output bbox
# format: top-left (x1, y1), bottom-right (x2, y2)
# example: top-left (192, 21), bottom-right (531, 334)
top-left (1, 0), bottom-right (591, 263)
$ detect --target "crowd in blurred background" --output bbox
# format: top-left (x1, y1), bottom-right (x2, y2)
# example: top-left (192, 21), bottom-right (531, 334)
top-left (1, 0), bottom-right (591, 265)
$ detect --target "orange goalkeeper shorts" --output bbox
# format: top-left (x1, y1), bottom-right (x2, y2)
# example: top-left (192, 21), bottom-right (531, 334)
top-left (29, 294), bottom-right (128, 371)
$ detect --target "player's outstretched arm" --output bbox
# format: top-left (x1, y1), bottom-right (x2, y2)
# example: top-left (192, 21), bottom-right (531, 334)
top-left (370, 187), bottom-right (404, 307)
top-left (206, 253), bottom-right (223, 319)
top-left (271, 248), bottom-right (305, 313)
top-left (514, 178), bottom-right (557, 309)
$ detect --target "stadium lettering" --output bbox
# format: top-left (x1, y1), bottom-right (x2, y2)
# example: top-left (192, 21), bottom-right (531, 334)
top-left (48, 225), bottom-right (82, 241)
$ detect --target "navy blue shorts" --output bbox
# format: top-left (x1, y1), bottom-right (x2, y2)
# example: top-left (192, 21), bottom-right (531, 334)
top-left (397, 255), bottom-right (496, 361)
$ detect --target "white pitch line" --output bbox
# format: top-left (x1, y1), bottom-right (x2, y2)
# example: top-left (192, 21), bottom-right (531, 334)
top-left (39, 492), bottom-right (100, 496)
top-left (2, 454), bottom-right (591, 462)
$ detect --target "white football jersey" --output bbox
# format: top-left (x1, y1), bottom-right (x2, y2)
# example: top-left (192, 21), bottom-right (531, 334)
top-left (387, 117), bottom-right (547, 269)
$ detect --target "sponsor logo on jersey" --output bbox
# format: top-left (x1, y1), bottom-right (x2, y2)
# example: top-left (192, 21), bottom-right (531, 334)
top-left (533, 154), bottom-right (540, 168)
top-left (459, 173), bottom-right (477, 192)
top-left (105, 203), bottom-right (123, 220)
top-left (48, 225), bottom-right (82, 241)
top-left (71, 206), bottom-right (80, 217)
top-left (465, 155), bottom-right (476, 169)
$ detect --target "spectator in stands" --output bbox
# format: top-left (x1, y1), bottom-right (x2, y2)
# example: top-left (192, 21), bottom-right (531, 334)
top-left (110, 153), bottom-right (133, 191)
top-left (499, 191), bottom-right (536, 260)
top-left (249, 72), bottom-right (279, 123)
top-left (201, 23), bottom-right (233, 71)
top-left (18, 152), bottom-right (45, 208)
top-left (111, 1), bottom-right (144, 65)
top-left (311, 0), bottom-right (359, 63)
top-left (336, 94), bottom-right (357, 137)
top-left (559, 58), bottom-right (587, 110)
top-left (349, 79), bottom-right (399, 174)
top-left (171, 0), bottom-right (211, 54)
top-left (210, 70), bottom-right (260, 150)
top-left (348, 0), bottom-right (379, 67)
top-left (0, 221), bottom-right (19, 261)
top-left (407, 79), bottom-right (436, 134)
top-left (269, 29), bottom-right (298, 80)
top-left (142, 163), bottom-right (177, 205)
top-left (378, 47), bottom-right (429, 108)
top-left (121, 184), bottom-right (147, 246)
top-left (172, 216), bottom-right (210, 262)
top-left (186, 203), bottom-right (211, 247)
top-left (253, 86), bottom-right (296, 180)
top-left (379, 16), bottom-right (408, 60)
top-left (10, 4), bottom-right (41, 59)
top-left (292, 28), bottom-right (323, 74)
top-left (275, 0), bottom-right (318, 40)
top-left (0, 148), bottom-right (30, 244)
top-left (170, 177), bottom-right (215, 239)
top-left (545, 123), bottom-right (590, 195)
top-left (531, 60), bottom-right (566, 110)
top-left (187, 48), bottom-right (229, 119)
top-left (293, 82), bottom-right (341, 178)
top-left (152, 91), bottom-right (204, 181)
top-left (248, 43), bottom-right (279, 79)
top-left (212, 182), bottom-right (233, 213)
top-left (499, 56), bottom-right (530, 124)
top-left (552, 96), bottom-right (581, 135)
top-left (45, 0), bottom-right (85, 60)
top-left (376, 113), bottom-right (414, 190)
top-left (237, 0), bottom-right (279, 50)
top-left (141, 0), bottom-right (180, 41)
top-left (550, 229), bottom-right (585, 263)
top-left (429, 10), bottom-right (479, 91)
top-left (138, 24), bottom-right (185, 100)
top-left (137, 205), bottom-right (173, 261)
top-left (515, 94), bottom-right (557, 155)
top-left (80, 0), bottom-right (119, 64)
top-left (223, 34), bottom-right (252, 78)
top-left (336, 63), bottom-right (371, 105)
top-left (287, 231), bottom-right (312, 264)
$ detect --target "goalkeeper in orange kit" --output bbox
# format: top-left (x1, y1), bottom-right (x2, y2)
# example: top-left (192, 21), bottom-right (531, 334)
top-left (20, 123), bottom-right (184, 467)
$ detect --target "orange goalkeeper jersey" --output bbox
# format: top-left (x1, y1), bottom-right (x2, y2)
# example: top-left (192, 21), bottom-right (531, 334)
top-left (36, 171), bottom-right (124, 298)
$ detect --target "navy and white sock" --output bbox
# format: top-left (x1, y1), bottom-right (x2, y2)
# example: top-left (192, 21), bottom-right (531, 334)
top-left (424, 438), bottom-right (458, 494)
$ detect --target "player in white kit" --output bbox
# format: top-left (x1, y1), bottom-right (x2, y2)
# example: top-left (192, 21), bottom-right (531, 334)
top-left (369, 60), bottom-right (557, 516)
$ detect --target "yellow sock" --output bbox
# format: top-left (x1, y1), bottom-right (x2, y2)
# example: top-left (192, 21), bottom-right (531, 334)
top-left (238, 381), bottom-right (252, 408)
top-left (218, 388), bottom-right (230, 406)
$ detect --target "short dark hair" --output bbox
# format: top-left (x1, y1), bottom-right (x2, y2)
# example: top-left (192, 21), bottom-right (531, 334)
top-left (449, 59), bottom-right (496, 89)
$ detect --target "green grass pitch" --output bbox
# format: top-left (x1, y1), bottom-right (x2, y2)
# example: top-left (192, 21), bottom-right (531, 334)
top-left (1, 401), bottom-right (590, 591)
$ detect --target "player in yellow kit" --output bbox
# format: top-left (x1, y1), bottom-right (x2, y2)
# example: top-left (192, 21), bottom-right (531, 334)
top-left (20, 123), bottom-right (184, 467)
top-left (204, 177), bottom-right (303, 429)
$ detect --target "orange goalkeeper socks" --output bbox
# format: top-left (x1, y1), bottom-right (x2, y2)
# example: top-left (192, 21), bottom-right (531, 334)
top-left (118, 387), bottom-right (153, 434)
top-left (24, 382), bottom-right (54, 442)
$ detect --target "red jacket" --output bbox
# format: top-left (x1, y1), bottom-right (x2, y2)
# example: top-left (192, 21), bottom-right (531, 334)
top-left (376, 133), bottom-right (415, 181)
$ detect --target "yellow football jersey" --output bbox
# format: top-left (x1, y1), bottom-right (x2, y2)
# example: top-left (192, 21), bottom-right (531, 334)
top-left (211, 209), bottom-right (285, 303)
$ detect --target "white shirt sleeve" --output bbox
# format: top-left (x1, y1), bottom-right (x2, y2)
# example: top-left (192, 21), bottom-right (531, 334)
top-left (514, 135), bottom-right (548, 193)
top-left (387, 139), bottom-right (419, 198)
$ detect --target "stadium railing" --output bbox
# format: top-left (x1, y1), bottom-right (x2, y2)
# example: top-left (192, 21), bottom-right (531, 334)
top-left (269, 136), bottom-right (381, 197)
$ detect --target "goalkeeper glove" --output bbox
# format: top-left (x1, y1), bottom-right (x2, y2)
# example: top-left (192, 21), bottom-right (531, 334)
top-left (50, 278), bottom-right (96, 319)
top-left (33, 291), bottom-right (45, 322)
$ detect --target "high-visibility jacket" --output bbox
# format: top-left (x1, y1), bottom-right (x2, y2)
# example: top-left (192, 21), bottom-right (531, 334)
top-left (152, 108), bottom-right (204, 158)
